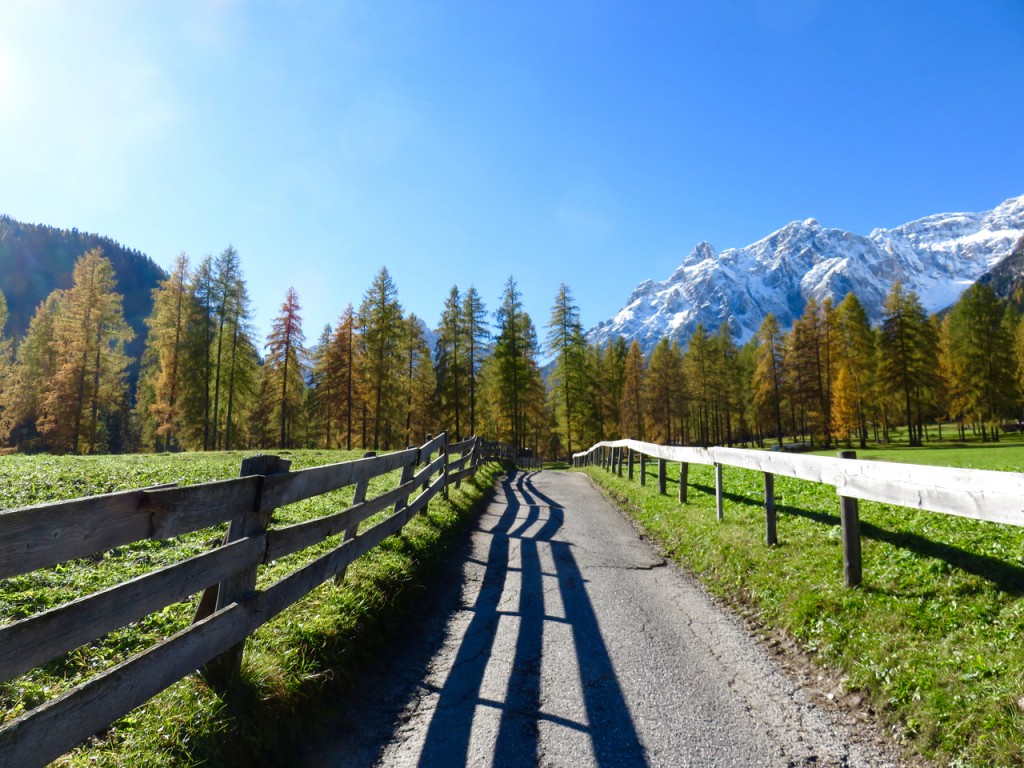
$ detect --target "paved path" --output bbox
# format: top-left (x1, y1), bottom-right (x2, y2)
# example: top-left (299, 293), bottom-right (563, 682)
top-left (302, 470), bottom-right (905, 767)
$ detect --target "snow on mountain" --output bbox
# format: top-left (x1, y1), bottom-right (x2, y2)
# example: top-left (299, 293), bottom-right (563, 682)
top-left (588, 194), bottom-right (1024, 351)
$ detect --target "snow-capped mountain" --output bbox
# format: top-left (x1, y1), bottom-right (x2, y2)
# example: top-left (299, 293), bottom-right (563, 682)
top-left (588, 194), bottom-right (1024, 350)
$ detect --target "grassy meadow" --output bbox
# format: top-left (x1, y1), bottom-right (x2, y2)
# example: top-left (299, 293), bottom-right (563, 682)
top-left (582, 433), bottom-right (1024, 768)
top-left (0, 449), bottom-right (502, 767)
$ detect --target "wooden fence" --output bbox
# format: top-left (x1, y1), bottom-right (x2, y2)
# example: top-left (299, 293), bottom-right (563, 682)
top-left (574, 439), bottom-right (1024, 587)
top-left (480, 440), bottom-right (543, 470)
top-left (0, 433), bottom-right (484, 767)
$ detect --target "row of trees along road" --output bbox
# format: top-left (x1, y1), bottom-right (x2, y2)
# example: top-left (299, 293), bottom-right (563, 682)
top-left (0, 244), bottom-right (1020, 456)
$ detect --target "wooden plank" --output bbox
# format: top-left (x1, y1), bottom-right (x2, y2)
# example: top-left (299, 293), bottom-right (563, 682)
top-left (0, 536), bottom-right (264, 685)
top-left (0, 491), bottom-right (151, 580)
top-left (835, 459), bottom-right (1024, 526)
top-left (260, 448), bottom-right (418, 510)
top-left (0, 477), bottom-right (261, 580)
top-left (148, 477), bottom-right (261, 538)
top-left (581, 439), bottom-right (712, 466)
top-left (257, 474), bottom-right (446, 623)
top-left (448, 465), bottom-right (479, 485)
top-left (710, 447), bottom-right (839, 485)
top-left (413, 452), bottom-right (446, 486)
top-left (7, 491), bottom-right (159, 577)
top-left (449, 437), bottom-right (476, 454)
top-left (265, 474), bottom-right (423, 562)
top-left (0, 603), bottom-right (256, 768)
top-left (419, 432), bottom-right (447, 459)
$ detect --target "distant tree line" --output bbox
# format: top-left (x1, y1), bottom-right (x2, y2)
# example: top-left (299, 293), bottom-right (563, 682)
top-left (0, 245), bottom-right (1020, 457)
top-left (544, 281), bottom-right (1024, 455)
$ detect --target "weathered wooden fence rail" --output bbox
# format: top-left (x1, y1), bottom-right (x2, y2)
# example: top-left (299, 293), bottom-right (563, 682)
top-left (0, 433), bottom-right (484, 767)
top-left (574, 439), bottom-right (1024, 587)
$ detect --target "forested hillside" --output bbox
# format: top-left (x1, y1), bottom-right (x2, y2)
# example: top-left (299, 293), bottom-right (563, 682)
top-left (0, 216), bottom-right (166, 371)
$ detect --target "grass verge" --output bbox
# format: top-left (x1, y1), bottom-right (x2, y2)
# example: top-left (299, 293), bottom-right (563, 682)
top-left (581, 449), bottom-right (1024, 768)
top-left (0, 451), bottom-right (501, 768)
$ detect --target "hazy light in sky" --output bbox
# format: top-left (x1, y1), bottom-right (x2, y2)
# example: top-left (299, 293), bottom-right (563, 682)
top-left (0, 0), bottom-right (1021, 349)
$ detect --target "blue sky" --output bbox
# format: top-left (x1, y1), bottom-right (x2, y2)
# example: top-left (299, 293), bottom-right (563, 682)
top-left (1, 0), bottom-right (1022, 352)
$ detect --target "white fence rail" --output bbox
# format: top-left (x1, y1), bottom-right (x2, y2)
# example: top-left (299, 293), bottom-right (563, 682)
top-left (574, 439), bottom-right (1024, 586)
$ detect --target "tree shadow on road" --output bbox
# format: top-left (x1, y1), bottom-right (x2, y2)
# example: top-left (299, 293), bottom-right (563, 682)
top-left (416, 470), bottom-right (648, 767)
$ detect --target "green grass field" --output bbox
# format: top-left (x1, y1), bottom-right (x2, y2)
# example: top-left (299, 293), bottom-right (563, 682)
top-left (0, 450), bottom-right (501, 768)
top-left (583, 438), bottom-right (1024, 767)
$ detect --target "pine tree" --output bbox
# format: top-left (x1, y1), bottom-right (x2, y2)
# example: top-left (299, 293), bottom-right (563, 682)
top-left (752, 313), bottom-right (787, 448)
top-left (37, 248), bottom-right (134, 453)
top-left (598, 337), bottom-right (628, 440)
top-left (402, 313), bottom-right (437, 446)
top-left (462, 286), bottom-right (489, 437)
top-left (3, 293), bottom-right (61, 447)
top-left (308, 324), bottom-right (336, 448)
top-left (326, 304), bottom-right (362, 450)
top-left (644, 337), bottom-right (682, 443)
top-left (831, 365), bottom-right (860, 446)
top-left (619, 340), bottom-right (646, 440)
top-left (264, 287), bottom-right (308, 448)
top-left (878, 282), bottom-right (938, 446)
top-left (833, 293), bottom-right (876, 448)
top-left (785, 298), bottom-right (833, 447)
top-left (0, 290), bottom-right (16, 444)
top-left (683, 325), bottom-right (714, 446)
top-left (940, 283), bottom-right (1016, 440)
top-left (545, 283), bottom-right (587, 455)
top-left (359, 267), bottom-right (405, 450)
top-left (178, 255), bottom-right (217, 450)
top-left (435, 286), bottom-right (467, 439)
top-left (139, 253), bottom-right (194, 451)
top-left (491, 277), bottom-right (539, 452)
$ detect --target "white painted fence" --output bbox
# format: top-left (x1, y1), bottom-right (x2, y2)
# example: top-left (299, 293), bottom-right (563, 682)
top-left (574, 439), bottom-right (1024, 586)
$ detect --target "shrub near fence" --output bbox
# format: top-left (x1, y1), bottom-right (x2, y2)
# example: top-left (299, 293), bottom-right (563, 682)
top-left (0, 433), bottom-right (483, 768)
top-left (574, 439), bottom-right (1024, 587)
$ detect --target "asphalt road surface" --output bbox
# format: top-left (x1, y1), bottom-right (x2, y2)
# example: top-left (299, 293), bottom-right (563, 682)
top-left (302, 469), bottom-right (907, 767)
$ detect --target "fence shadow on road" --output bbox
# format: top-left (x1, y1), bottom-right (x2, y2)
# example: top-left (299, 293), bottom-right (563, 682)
top-left (416, 470), bottom-right (647, 768)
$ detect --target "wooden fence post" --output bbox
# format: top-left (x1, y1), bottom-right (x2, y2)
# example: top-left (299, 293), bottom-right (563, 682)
top-left (678, 462), bottom-right (688, 503)
top-left (197, 453), bottom-right (291, 690)
top-left (627, 448), bottom-right (634, 480)
top-left (617, 447), bottom-right (624, 477)
top-left (764, 472), bottom-right (777, 546)
top-left (658, 458), bottom-right (666, 495)
top-left (838, 450), bottom-right (862, 587)
top-left (715, 463), bottom-right (724, 521)
top-left (640, 454), bottom-right (647, 486)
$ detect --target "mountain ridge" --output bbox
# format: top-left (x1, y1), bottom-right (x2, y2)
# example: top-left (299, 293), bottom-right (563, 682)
top-left (588, 194), bottom-right (1024, 351)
